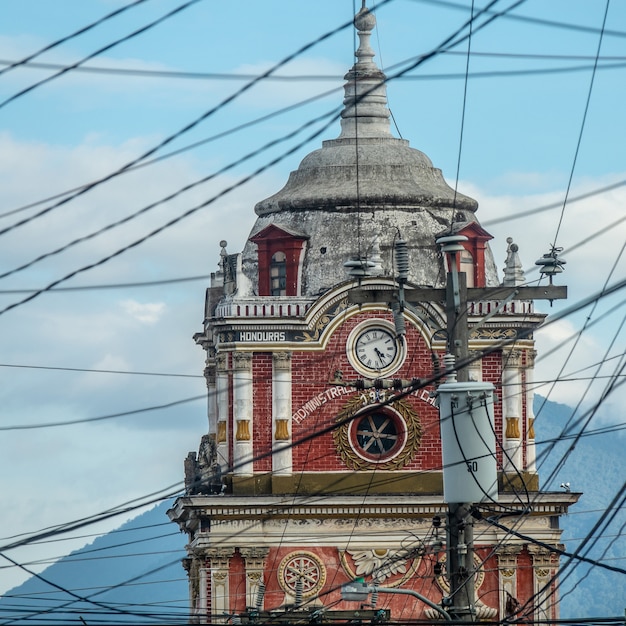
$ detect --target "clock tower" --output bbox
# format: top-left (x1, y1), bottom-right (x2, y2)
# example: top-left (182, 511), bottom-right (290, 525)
top-left (169, 5), bottom-right (577, 623)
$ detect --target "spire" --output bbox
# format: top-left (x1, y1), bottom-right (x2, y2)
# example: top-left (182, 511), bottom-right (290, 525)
top-left (338, 3), bottom-right (393, 139)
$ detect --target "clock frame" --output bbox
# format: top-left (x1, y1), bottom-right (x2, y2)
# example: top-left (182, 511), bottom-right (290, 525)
top-left (346, 320), bottom-right (406, 377)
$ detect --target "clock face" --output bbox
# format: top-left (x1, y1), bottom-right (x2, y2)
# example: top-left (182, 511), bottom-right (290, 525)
top-left (346, 320), bottom-right (405, 377)
top-left (354, 326), bottom-right (398, 370)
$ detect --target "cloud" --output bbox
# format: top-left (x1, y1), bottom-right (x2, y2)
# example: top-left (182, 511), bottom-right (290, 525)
top-left (466, 177), bottom-right (626, 415)
top-left (120, 299), bottom-right (165, 323)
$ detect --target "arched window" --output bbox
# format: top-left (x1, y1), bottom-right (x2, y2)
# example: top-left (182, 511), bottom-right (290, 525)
top-left (460, 248), bottom-right (475, 288)
top-left (250, 224), bottom-right (308, 297)
top-left (270, 251), bottom-right (287, 296)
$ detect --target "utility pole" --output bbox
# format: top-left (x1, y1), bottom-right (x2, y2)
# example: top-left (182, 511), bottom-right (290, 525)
top-left (348, 234), bottom-right (567, 621)
top-left (440, 236), bottom-right (476, 622)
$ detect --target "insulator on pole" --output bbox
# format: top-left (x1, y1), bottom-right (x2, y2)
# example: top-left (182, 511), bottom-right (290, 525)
top-left (295, 577), bottom-right (303, 607)
top-left (394, 238), bottom-right (409, 282)
top-left (371, 588), bottom-right (379, 608)
top-left (255, 581), bottom-right (266, 610)
top-left (391, 301), bottom-right (406, 336)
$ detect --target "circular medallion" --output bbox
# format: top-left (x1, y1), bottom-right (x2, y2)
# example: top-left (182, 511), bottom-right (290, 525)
top-left (333, 394), bottom-right (422, 470)
top-left (350, 409), bottom-right (407, 462)
top-left (346, 320), bottom-right (405, 377)
top-left (278, 551), bottom-right (326, 599)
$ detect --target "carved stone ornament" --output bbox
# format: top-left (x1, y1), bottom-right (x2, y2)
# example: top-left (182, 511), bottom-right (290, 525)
top-left (274, 418), bottom-right (290, 441)
top-left (236, 419), bottom-right (251, 441)
top-left (273, 351), bottom-right (292, 370)
top-left (184, 434), bottom-right (223, 495)
top-left (339, 548), bottom-right (420, 586)
top-left (217, 420), bottom-right (227, 444)
top-left (502, 348), bottom-right (524, 368)
top-left (469, 328), bottom-right (518, 341)
top-left (215, 352), bottom-right (228, 371)
top-left (295, 296), bottom-right (348, 342)
top-left (333, 393), bottom-right (422, 470)
top-left (277, 551), bottom-right (326, 599)
top-left (495, 545), bottom-right (522, 578)
top-left (233, 352), bottom-right (252, 370)
top-left (505, 417), bottom-right (521, 439)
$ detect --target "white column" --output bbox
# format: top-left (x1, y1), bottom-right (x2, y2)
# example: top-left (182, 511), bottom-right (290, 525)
top-left (232, 352), bottom-right (254, 476)
top-left (496, 545), bottom-right (522, 620)
top-left (215, 353), bottom-right (229, 475)
top-left (240, 547), bottom-right (269, 609)
top-left (207, 548), bottom-right (234, 624)
top-left (502, 349), bottom-right (523, 471)
top-left (528, 545), bottom-right (559, 623)
top-left (272, 352), bottom-right (292, 475)
top-left (467, 350), bottom-right (483, 382)
top-left (198, 566), bottom-right (208, 619)
top-left (525, 350), bottom-right (537, 472)
top-left (205, 358), bottom-right (217, 435)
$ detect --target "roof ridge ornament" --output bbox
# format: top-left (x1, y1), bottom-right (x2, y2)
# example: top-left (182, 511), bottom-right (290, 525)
top-left (338, 3), bottom-right (393, 139)
top-left (502, 237), bottom-right (526, 286)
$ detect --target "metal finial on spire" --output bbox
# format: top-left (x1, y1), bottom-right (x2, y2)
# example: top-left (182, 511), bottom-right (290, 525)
top-left (338, 2), bottom-right (392, 139)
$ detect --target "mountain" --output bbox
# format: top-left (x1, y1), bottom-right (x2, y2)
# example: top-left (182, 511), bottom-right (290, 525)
top-left (533, 397), bottom-right (626, 619)
top-left (0, 501), bottom-right (189, 624)
top-left (0, 397), bottom-right (623, 623)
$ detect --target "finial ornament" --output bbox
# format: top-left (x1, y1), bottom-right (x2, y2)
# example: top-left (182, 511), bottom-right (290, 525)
top-left (339, 1), bottom-right (392, 139)
top-left (502, 237), bottom-right (525, 286)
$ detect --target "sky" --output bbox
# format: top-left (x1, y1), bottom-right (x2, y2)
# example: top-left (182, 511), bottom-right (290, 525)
top-left (0, 0), bottom-right (624, 599)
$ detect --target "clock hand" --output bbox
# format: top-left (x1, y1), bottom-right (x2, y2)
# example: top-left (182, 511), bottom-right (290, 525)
top-left (374, 347), bottom-right (387, 361)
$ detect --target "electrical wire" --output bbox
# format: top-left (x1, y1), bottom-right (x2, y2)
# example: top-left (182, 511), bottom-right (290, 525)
top-left (2, 1), bottom-right (620, 616)
top-left (550, 0), bottom-right (611, 249)
top-left (0, 2), bottom-right (376, 240)
top-left (0, 0), bottom-right (151, 77)
top-left (0, 0), bottom-right (205, 111)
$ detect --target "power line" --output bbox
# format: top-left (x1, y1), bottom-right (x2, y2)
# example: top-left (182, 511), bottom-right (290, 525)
top-left (0, 2), bottom-right (369, 240)
top-left (0, 0), bottom-right (151, 77)
top-left (0, 0), bottom-right (205, 111)
top-left (2, 52), bottom-right (625, 81)
top-left (0, 362), bottom-right (202, 378)
top-left (410, 0), bottom-right (626, 39)
top-left (0, 394), bottom-right (205, 431)
top-left (0, 274), bottom-right (211, 292)
top-left (0, 0), bottom-right (523, 315)
top-left (551, 0), bottom-right (610, 248)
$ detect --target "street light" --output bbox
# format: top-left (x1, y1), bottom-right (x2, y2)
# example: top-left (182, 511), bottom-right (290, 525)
top-left (341, 581), bottom-right (452, 621)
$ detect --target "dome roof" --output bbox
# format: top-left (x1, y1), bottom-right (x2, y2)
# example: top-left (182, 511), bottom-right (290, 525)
top-left (242, 4), bottom-right (496, 296)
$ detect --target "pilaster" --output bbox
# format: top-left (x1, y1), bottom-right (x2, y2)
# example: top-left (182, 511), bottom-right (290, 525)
top-left (232, 352), bottom-right (254, 476)
top-left (204, 358), bottom-right (217, 435)
top-left (206, 548), bottom-right (235, 624)
top-left (502, 349), bottom-right (523, 470)
top-left (240, 547), bottom-right (270, 609)
top-left (496, 545), bottom-right (522, 620)
top-left (215, 353), bottom-right (229, 474)
top-left (525, 350), bottom-right (537, 472)
top-left (528, 544), bottom-right (560, 623)
top-left (272, 352), bottom-right (292, 475)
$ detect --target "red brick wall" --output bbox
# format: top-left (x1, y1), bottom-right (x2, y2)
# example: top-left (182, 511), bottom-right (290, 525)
top-left (246, 310), bottom-right (510, 473)
top-left (253, 353), bottom-right (273, 472)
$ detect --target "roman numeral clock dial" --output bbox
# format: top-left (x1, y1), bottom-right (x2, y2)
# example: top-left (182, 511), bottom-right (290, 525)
top-left (347, 321), bottom-right (406, 377)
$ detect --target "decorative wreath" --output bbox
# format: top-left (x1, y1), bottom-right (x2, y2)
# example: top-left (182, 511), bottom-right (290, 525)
top-left (333, 393), bottom-right (422, 470)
